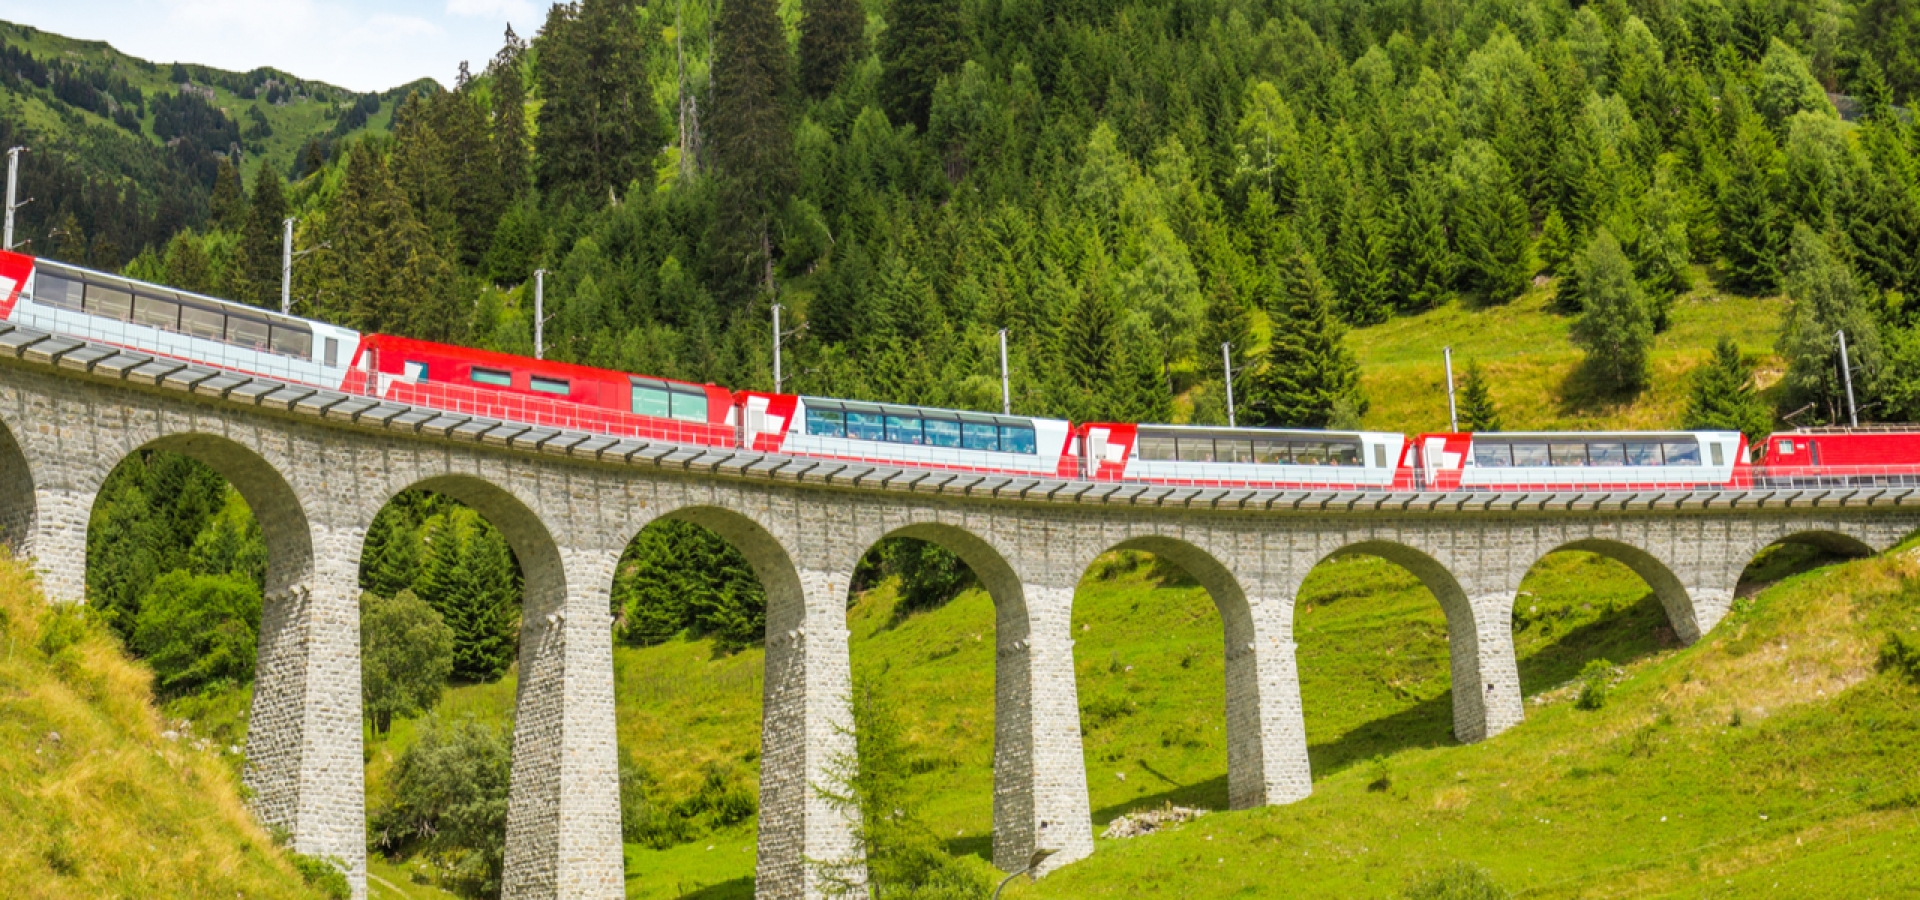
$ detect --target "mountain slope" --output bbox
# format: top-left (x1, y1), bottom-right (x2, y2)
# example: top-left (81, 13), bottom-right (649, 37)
top-left (0, 552), bottom-right (335, 898)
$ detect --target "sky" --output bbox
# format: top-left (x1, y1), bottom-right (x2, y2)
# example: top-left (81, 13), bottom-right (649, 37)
top-left (0, 0), bottom-right (543, 93)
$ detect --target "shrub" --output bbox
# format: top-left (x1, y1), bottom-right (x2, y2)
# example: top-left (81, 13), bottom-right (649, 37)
top-left (1405, 863), bottom-right (1512, 899)
top-left (1879, 632), bottom-right (1920, 684)
top-left (1575, 658), bottom-right (1614, 710)
top-left (130, 571), bottom-right (261, 697)
top-left (361, 589), bottom-right (454, 736)
top-left (289, 854), bottom-right (351, 899)
top-left (370, 715), bottom-right (511, 898)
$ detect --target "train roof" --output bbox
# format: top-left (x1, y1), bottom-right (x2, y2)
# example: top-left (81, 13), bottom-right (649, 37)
top-left (797, 395), bottom-right (1052, 428)
top-left (1112, 423), bottom-right (1401, 440)
top-left (31, 254), bottom-right (318, 333)
top-left (1437, 430), bottom-right (1740, 440)
top-left (369, 333), bottom-right (723, 391)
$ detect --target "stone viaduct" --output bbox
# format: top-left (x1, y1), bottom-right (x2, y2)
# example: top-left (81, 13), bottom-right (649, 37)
top-left (0, 321), bottom-right (1915, 900)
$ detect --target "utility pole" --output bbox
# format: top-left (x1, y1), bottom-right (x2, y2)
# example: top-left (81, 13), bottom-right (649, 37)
top-left (1444, 346), bottom-right (1458, 432)
top-left (533, 270), bottom-right (546, 360)
top-left (4, 146), bottom-right (26, 251)
top-left (1837, 330), bottom-right (1858, 427)
top-left (999, 328), bottom-right (1011, 415)
top-left (280, 218), bottom-right (295, 315)
top-left (1223, 342), bottom-right (1236, 427)
top-left (772, 303), bottom-right (783, 393)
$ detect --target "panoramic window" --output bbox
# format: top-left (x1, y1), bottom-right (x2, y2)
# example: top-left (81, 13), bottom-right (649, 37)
top-left (471, 367), bottom-right (513, 388)
top-left (132, 294), bottom-right (180, 331)
top-left (1475, 443), bottom-right (1513, 467)
top-left (633, 384), bottom-right (671, 417)
top-left (271, 325), bottom-right (313, 359)
top-left (806, 407), bottom-right (846, 438)
top-left (1330, 443), bottom-right (1362, 466)
top-left (1511, 443), bottom-right (1551, 466)
top-left (86, 284), bottom-right (134, 321)
top-left (1000, 425), bottom-right (1037, 455)
top-left (1588, 443), bottom-right (1626, 466)
top-left (669, 389), bottom-right (708, 422)
top-left (885, 414), bottom-right (924, 445)
top-left (924, 418), bottom-right (962, 448)
top-left (530, 376), bottom-right (570, 395)
top-left (35, 272), bottom-right (83, 311)
top-left (1549, 442), bottom-right (1589, 466)
top-left (227, 316), bottom-right (270, 350)
top-left (1137, 435), bottom-right (1177, 461)
top-left (1663, 442), bottom-right (1701, 465)
top-left (847, 410), bottom-right (886, 442)
top-left (1254, 439), bottom-right (1292, 464)
top-left (1625, 442), bottom-right (1661, 466)
top-left (961, 421), bottom-right (999, 452)
top-left (180, 306), bottom-right (223, 341)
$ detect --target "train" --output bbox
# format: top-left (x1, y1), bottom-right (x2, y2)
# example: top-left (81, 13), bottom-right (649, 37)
top-left (5, 247), bottom-right (1919, 492)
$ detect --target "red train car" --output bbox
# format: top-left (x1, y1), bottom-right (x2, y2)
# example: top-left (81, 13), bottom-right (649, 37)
top-left (362, 334), bottom-right (737, 446)
top-left (1757, 427), bottom-right (1920, 487)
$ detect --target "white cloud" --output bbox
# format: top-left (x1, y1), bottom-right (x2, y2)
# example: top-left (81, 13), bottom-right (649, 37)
top-left (445, 0), bottom-right (537, 22)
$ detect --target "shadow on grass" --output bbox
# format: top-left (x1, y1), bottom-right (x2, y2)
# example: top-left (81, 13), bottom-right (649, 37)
top-left (1089, 774), bottom-right (1231, 827)
top-left (1553, 354), bottom-right (1642, 419)
top-left (1515, 592), bottom-right (1671, 697)
top-left (678, 876), bottom-right (755, 900)
top-left (946, 832), bottom-right (994, 863)
top-left (1307, 692), bottom-right (1457, 779)
top-left (1736, 543), bottom-right (1850, 597)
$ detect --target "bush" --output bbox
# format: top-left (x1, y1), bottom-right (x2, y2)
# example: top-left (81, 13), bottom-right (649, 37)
top-left (1575, 658), bottom-right (1614, 711)
top-left (361, 589), bottom-right (454, 736)
top-left (130, 571), bottom-right (261, 697)
top-left (370, 715), bottom-right (511, 898)
top-left (289, 854), bottom-right (351, 899)
top-left (621, 759), bottom-right (758, 849)
top-left (1405, 863), bottom-right (1512, 899)
top-left (1879, 632), bottom-right (1920, 684)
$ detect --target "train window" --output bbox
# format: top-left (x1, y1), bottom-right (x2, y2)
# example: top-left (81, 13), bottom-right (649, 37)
top-left (1374, 445), bottom-right (1387, 469)
top-left (1219, 439), bottom-right (1257, 463)
top-left (1710, 443), bottom-right (1724, 466)
top-left (272, 325), bottom-right (313, 359)
top-left (228, 317), bottom-right (270, 350)
top-left (1588, 443), bottom-right (1626, 465)
top-left (1139, 435), bottom-right (1178, 461)
top-left (1298, 443), bottom-right (1329, 465)
top-left (885, 415), bottom-right (924, 444)
top-left (1330, 444), bottom-right (1361, 466)
top-left (1511, 443), bottom-right (1550, 466)
top-left (530, 376), bottom-right (570, 395)
top-left (35, 272), bottom-right (84, 311)
top-left (847, 411), bottom-right (887, 442)
top-left (805, 407), bottom-right (846, 437)
top-left (1625, 442), bottom-right (1661, 465)
top-left (1000, 425), bottom-right (1037, 454)
top-left (924, 418), bottom-right (963, 448)
top-left (1474, 443), bottom-right (1513, 467)
top-left (1176, 438), bottom-right (1213, 462)
top-left (633, 384), bottom-right (672, 417)
top-left (181, 306), bottom-right (224, 340)
top-left (1252, 439), bottom-right (1290, 464)
top-left (471, 367), bottom-right (513, 387)
top-left (1662, 442), bottom-right (1701, 465)
top-left (324, 337), bottom-right (339, 366)
top-left (132, 294), bottom-right (180, 330)
top-left (86, 285), bottom-right (134, 321)
top-left (1776, 439), bottom-right (1795, 455)
top-left (1549, 442), bottom-right (1588, 466)
top-left (669, 390), bottom-right (708, 422)
top-left (961, 421), bottom-right (999, 451)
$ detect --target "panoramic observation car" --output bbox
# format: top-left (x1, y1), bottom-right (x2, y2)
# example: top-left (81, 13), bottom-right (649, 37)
top-left (0, 249), bottom-right (365, 390)
top-left (363, 334), bottom-right (738, 446)
top-left (1756, 427), bottom-right (1920, 487)
top-left (1074, 422), bottom-right (1414, 489)
top-left (1415, 431), bottom-right (1749, 491)
top-left (736, 391), bottom-right (1076, 477)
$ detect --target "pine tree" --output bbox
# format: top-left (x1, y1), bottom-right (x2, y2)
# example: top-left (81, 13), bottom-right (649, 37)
top-left (880, 0), bottom-right (964, 129)
top-left (489, 26), bottom-right (532, 200)
top-left (1449, 141), bottom-right (1531, 303)
top-left (533, 0), bottom-right (663, 203)
top-left (1330, 185), bottom-right (1392, 325)
top-left (710, 0), bottom-right (797, 301)
top-left (1569, 228), bottom-right (1654, 393)
top-left (1391, 166), bottom-right (1453, 311)
top-left (1458, 361), bottom-right (1502, 431)
top-left (232, 165), bottom-right (289, 309)
top-left (436, 87), bottom-right (506, 268)
top-left (1720, 115), bottom-right (1787, 295)
top-left (1845, 169), bottom-right (1920, 307)
top-left (162, 230), bottom-right (212, 294)
top-left (1242, 235), bottom-right (1366, 427)
top-left (1683, 337), bottom-right (1772, 443)
top-left (209, 158), bottom-right (246, 232)
top-left (416, 508), bottom-right (519, 683)
top-left (1539, 208), bottom-right (1576, 276)
top-left (799, 0), bottom-right (865, 100)
top-left (1777, 224), bottom-right (1883, 422)
top-left (360, 506), bottom-right (421, 600)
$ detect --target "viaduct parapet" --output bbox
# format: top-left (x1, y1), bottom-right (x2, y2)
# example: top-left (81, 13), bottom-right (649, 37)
top-left (1, 323), bottom-right (1914, 899)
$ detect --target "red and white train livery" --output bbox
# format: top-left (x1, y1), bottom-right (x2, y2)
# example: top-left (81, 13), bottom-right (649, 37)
top-left (1074, 423), bottom-right (1414, 489)
top-left (737, 392), bottom-right (1076, 477)
top-left (1413, 431), bottom-right (1750, 491)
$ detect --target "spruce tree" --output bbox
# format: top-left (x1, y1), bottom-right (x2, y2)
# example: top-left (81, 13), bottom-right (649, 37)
top-left (417, 508), bottom-right (519, 683)
top-left (1242, 235), bottom-right (1366, 427)
top-left (533, 0), bottom-right (663, 204)
top-left (1777, 224), bottom-right (1883, 422)
top-left (1569, 228), bottom-right (1654, 393)
top-left (1449, 141), bottom-right (1531, 303)
top-left (360, 506), bottom-right (421, 600)
top-left (232, 165), bottom-right (289, 309)
top-left (799, 0), bottom-right (865, 100)
top-left (1330, 187), bottom-right (1392, 325)
top-left (710, 0), bottom-right (797, 300)
top-left (880, 0), bottom-right (964, 130)
top-left (1683, 337), bottom-right (1772, 443)
top-left (1846, 170), bottom-right (1920, 307)
top-left (1539, 208), bottom-right (1575, 276)
top-left (1720, 115), bottom-right (1787, 295)
top-left (209, 158), bottom-right (246, 232)
top-left (489, 25), bottom-right (532, 200)
top-left (1459, 361), bottom-right (1502, 431)
top-left (1391, 166), bottom-right (1453, 311)
top-left (162, 231), bottom-right (212, 295)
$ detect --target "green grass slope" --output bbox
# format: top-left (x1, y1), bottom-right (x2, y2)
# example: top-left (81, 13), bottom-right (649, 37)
top-left (0, 552), bottom-right (334, 898)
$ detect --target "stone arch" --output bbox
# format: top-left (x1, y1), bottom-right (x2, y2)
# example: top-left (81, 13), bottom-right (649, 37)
top-left (392, 473), bottom-right (567, 623)
top-left (136, 432), bottom-right (315, 596)
top-left (650, 503), bottom-right (808, 638)
top-left (1534, 538), bottom-right (1698, 645)
top-left (1299, 540), bottom-right (1514, 744)
top-left (0, 412), bottom-right (35, 562)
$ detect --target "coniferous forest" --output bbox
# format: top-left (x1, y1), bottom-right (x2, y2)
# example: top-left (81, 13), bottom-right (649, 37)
top-left (14, 0), bottom-right (1920, 890)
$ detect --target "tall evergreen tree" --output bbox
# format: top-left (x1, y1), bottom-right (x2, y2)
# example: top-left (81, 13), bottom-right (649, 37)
top-left (209, 158), bottom-right (246, 232)
top-left (231, 165), bottom-right (288, 309)
top-left (879, 0), bottom-right (964, 129)
top-left (799, 0), bottom-right (865, 100)
top-left (1448, 140), bottom-right (1531, 303)
top-left (1720, 115), bottom-right (1788, 295)
top-left (1390, 166), bottom-right (1453, 310)
top-left (1458, 361), bottom-right (1502, 431)
top-left (533, 0), bottom-right (663, 204)
top-left (489, 25), bottom-right (532, 200)
top-left (1569, 228), bottom-right (1654, 392)
top-left (1777, 224), bottom-right (1883, 422)
top-left (710, 0), bottom-right (797, 300)
top-left (360, 506), bottom-right (421, 601)
top-left (1684, 337), bottom-right (1772, 443)
top-left (1330, 186), bottom-right (1392, 325)
top-left (416, 508), bottom-right (520, 683)
top-left (1242, 235), bottom-right (1366, 427)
